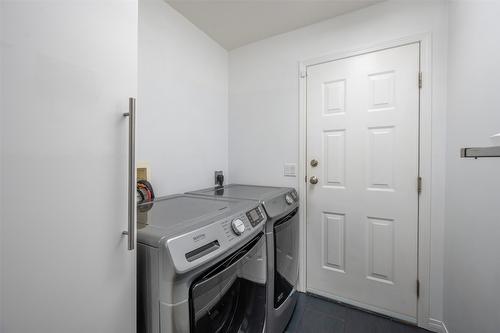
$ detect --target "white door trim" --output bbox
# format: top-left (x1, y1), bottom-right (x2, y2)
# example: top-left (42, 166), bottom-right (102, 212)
top-left (298, 33), bottom-right (434, 331)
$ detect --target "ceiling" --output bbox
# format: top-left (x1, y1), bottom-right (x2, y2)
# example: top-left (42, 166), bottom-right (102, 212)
top-left (167, 0), bottom-right (383, 50)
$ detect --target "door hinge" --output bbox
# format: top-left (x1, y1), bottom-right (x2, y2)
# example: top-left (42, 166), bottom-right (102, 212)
top-left (417, 280), bottom-right (420, 298)
top-left (300, 70), bottom-right (308, 79)
top-left (305, 175), bottom-right (308, 183)
top-left (418, 72), bottom-right (423, 89)
top-left (417, 176), bottom-right (422, 194)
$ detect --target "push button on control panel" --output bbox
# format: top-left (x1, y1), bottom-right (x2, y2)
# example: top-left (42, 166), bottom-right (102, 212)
top-left (231, 218), bottom-right (245, 236)
top-left (285, 194), bottom-right (294, 205)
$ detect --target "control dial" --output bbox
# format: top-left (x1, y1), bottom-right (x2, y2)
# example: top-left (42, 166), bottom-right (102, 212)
top-left (231, 218), bottom-right (246, 236)
top-left (285, 194), bottom-right (294, 205)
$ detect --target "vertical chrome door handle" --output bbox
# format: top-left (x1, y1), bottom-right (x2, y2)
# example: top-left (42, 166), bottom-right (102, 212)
top-left (123, 97), bottom-right (136, 251)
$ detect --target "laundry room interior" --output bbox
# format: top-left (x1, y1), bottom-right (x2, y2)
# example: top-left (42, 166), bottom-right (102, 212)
top-left (1, 0), bottom-right (500, 333)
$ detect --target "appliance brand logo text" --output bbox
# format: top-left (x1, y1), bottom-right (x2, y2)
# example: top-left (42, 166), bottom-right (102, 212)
top-left (193, 234), bottom-right (206, 242)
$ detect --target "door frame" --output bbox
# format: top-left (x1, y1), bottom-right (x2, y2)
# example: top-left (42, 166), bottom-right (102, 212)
top-left (297, 33), bottom-right (433, 330)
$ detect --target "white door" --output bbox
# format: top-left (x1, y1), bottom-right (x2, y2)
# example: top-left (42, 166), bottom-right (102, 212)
top-left (306, 43), bottom-right (420, 322)
top-left (1, 1), bottom-right (137, 332)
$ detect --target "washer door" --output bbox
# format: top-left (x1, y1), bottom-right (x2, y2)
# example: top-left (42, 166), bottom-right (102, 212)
top-left (274, 208), bottom-right (300, 308)
top-left (190, 233), bottom-right (266, 333)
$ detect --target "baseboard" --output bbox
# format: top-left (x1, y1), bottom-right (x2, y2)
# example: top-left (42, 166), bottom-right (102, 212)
top-left (427, 318), bottom-right (449, 333)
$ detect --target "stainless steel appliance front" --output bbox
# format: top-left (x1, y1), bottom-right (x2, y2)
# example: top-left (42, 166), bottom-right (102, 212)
top-left (187, 185), bottom-right (300, 333)
top-left (137, 194), bottom-right (267, 333)
top-left (189, 232), bottom-right (266, 333)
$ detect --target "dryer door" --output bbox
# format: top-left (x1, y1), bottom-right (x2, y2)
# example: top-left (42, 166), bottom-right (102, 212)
top-left (189, 232), bottom-right (266, 333)
top-left (274, 208), bottom-right (300, 308)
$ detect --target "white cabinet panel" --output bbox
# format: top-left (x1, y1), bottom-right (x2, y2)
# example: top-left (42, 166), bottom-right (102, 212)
top-left (1, 2), bottom-right (137, 332)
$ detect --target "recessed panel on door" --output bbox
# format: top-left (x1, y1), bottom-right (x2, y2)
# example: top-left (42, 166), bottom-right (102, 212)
top-left (324, 80), bottom-right (346, 115)
top-left (368, 126), bottom-right (395, 191)
top-left (369, 71), bottom-right (395, 111)
top-left (367, 217), bottom-right (395, 284)
top-left (323, 212), bottom-right (345, 273)
top-left (324, 130), bottom-right (346, 188)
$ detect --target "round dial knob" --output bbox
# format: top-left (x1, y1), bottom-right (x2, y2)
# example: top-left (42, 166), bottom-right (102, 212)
top-left (231, 218), bottom-right (246, 236)
top-left (285, 194), bottom-right (294, 205)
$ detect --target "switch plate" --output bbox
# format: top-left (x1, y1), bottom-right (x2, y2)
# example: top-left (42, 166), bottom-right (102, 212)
top-left (284, 163), bottom-right (297, 177)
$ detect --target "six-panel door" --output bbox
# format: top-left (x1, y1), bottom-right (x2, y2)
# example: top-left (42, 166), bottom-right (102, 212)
top-left (306, 43), bottom-right (420, 322)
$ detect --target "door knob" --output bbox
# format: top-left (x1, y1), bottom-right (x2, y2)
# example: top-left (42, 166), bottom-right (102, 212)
top-left (309, 176), bottom-right (319, 185)
top-left (310, 159), bottom-right (319, 167)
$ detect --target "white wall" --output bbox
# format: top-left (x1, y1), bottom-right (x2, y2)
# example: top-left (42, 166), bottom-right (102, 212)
top-left (138, 0), bottom-right (228, 196)
top-left (444, 2), bottom-right (500, 333)
top-left (228, 0), bottom-right (448, 329)
top-left (0, 1), bottom-right (3, 329)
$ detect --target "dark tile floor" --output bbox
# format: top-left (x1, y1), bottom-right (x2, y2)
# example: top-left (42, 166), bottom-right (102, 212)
top-left (285, 293), bottom-right (431, 333)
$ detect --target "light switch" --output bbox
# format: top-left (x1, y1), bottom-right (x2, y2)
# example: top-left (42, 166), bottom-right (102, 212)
top-left (284, 163), bottom-right (297, 177)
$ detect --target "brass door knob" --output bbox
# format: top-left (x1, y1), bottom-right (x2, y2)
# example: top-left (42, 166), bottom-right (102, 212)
top-left (310, 159), bottom-right (319, 167)
top-left (309, 176), bottom-right (319, 185)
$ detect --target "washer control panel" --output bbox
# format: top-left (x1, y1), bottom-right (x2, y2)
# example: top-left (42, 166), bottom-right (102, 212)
top-left (231, 218), bottom-right (245, 235)
top-left (246, 206), bottom-right (265, 227)
top-left (221, 205), bottom-right (266, 241)
top-left (168, 204), bottom-right (267, 274)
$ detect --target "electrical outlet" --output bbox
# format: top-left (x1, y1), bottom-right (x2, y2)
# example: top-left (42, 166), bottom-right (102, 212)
top-left (137, 161), bottom-right (151, 181)
top-left (284, 163), bottom-right (297, 177)
top-left (214, 170), bottom-right (224, 186)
